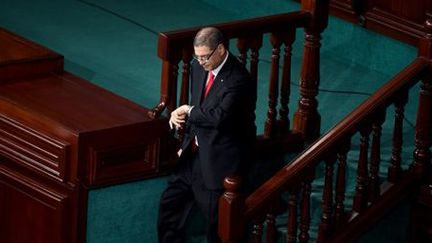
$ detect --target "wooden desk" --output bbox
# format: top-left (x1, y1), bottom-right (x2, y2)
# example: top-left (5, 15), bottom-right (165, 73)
top-left (0, 28), bottom-right (174, 243)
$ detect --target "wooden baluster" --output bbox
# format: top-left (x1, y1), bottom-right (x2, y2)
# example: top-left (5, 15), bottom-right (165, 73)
top-left (353, 125), bottom-right (372, 212)
top-left (292, 30), bottom-right (322, 141)
top-left (250, 35), bottom-right (263, 103)
top-left (251, 218), bottom-right (264, 243)
top-left (159, 61), bottom-right (179, 115)
top-left (368, 111), bottom-right (386, 202)
top-left (317, 155), bottom-right (336, 242)
top-left (150, 49), bottom-right (181, 119)
top-left (174, 51), bottom-right (193, 143)
top-left (169, 63), bottom-right (179, 118)
top-left (293, 0), bottom-right (329, 141)
top-left (410, 74), bottom-right (432, 178)
top-left (218, 176), bottom-right (245, 243)
top-left (163, 51), bottom-right (184, 142)
top-left (410, 19), bottom-right (432, 178)
top-left (388, 90), bottom-right (408, 183)
top-left (278, 29), bottom-right (296, 134)
top-left (334, 139), bottom-right (351, 227)
top-left (292, 29), bottom-right (322, 141)
top-left (237, 37), bottom-right (249, 67)
top-left (299, 172), bottom-right (314, 243)
top-left (293, 0), bottom-right (328, 142)
top-left (149, 59), bottom-right (169, 118)
top-left (179, 49), bottom-right (193, 105)
top-left (265, 205), bottom-right (277, 243)
top-left (287, 187), bottom-right (299, 243)
top-left (264, 33), bottom-right (283, 138)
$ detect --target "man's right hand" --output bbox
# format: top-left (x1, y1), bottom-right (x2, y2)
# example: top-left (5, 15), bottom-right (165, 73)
top-left (168, 105), bottom-right (190, 129)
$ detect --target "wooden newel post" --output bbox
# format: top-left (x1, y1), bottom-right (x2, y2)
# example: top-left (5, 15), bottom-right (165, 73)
top-left (294, 0), bottom-right (329, 142)
top-left (411, 19), bottom-right (432, 178)
top-left (218, 176), bottom-right (245, 243)
top-left (418, 19), bottom-right (432, 60)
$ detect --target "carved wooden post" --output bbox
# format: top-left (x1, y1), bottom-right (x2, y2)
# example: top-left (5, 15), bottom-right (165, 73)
top-left (237, 37), bottom-right (250, 67)
top-left (299, 172), bottom-right (314, 243)
top-left (218, 176), bottom-right (245, 243)
top-left (148, 60), bottom-right (178, 119)
top-left (410, 19), bottom-right (432, 179)
top-left (334, 139), bottom-right (351, 228)
top-left (294, 0), bottom-right (329, 141)
top-left (353, 124), bottom-right (371, 212)
top-left (388, 90), bottom-right (408, 182)
top-left (265, 204), bottom-right (277, 243)
top-left (265, 33), bottom-right (283, 138)
top-left (179, 48), bottom-right (193, 106)
top-left (418, 19), bottom-right (432, 61)
top-left (369, 111), bottom-right (385, 202)
top-left (250, 35), bottom-right (263, 109)
top-left (287, 187), bottom-right (299, 243)
top-left (152, 35), bottom-right (183, 118)
top-left (250, 218), bottom-right (264, 243)
top-left (278, 29), bottom-right (296, 134)
top-left (166, 61), bottom-right (179, 115)
top-left (317, 154), bottom-right (335, 243)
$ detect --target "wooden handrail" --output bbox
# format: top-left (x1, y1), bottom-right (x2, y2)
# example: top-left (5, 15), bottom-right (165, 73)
top-left (150, 0), bottom-right (330, 143)
top-left (217, 15), bottom-right (432, 242)
top-left (243, 57), bottom-right (429, 218)
top-left (149, 11), bottom-right (312, 119)
top-left (157, 11), bottom-right (311, 60)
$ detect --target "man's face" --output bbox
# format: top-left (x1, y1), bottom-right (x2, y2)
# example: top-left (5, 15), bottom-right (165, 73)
top-left (194, 44), bottom-right (224, 71)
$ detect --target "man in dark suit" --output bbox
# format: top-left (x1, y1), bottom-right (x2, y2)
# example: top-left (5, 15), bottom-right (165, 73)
top-left (158, 27), bottom-right (256, 243)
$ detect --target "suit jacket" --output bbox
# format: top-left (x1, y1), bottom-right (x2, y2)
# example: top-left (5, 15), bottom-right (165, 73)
top-left (181, 53), bottom-right (256, 190)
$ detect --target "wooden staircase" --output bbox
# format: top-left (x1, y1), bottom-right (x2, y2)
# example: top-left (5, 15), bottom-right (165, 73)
top-left (216, 12), bottom-right (432, 243)
top-left (147, 0), bottom-right (432, 242)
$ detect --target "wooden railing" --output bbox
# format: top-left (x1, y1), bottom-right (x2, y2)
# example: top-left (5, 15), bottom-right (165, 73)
top-left (218, 20), bottom-right (432, 243)
top-left (148, 0), bottom-right (432, 241)
top-left (149, 0), bottom-right (329, 142)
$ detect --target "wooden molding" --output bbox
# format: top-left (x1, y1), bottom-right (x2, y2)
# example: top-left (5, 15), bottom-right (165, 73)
top-left (0, 114), bottom-right (70, 182)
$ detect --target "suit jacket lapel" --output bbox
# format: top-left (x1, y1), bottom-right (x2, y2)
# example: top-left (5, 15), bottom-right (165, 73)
top-left (192, 68), bottom-right (207, 106)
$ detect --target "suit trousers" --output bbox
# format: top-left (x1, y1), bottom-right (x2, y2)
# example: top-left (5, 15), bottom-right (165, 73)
top-left (157, 151), bottom-right (223, 243)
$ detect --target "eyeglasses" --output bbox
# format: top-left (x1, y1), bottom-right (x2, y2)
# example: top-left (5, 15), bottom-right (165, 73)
top-left (193, 46), bottom-right (218, 63)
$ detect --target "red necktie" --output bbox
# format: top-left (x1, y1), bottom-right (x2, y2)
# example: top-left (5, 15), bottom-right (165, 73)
top-left (203, 71), bottom-right (214, 98)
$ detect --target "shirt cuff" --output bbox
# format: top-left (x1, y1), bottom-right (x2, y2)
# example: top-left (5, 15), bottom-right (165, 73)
top-left (187, 105), bottom-right (194, 116)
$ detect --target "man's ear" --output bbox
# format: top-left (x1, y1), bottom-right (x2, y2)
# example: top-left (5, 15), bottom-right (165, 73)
top-left (218, 44), bottom-right (226, 54)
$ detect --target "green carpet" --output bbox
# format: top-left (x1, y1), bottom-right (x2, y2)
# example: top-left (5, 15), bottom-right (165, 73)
top-left (87, 177), bottom-right (167, 243)
top-left (0, 0), bottom-right (418, 242)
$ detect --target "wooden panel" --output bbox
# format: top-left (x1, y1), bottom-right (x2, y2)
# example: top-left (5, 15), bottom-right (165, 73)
top-left (0, 28), bottom-right (175, 243)
top-left (0, 73), bottom-right (151, 133)
top-left (369, 0), bottom-right (427, 23)
top-left (0, 166), bottom-right (72, 243)
top-left (365, 0), bottom-right (429, 44)
top-left (87, 142), bottom-right (158, 184)
top-left (0, 28), bottom-right (63, 82)
top-left (80, 119), bottom-right (173, 186)
top-left (0, 114), bottom-right (70, 182)
top-left (328, 0), bottom-right (432, 45)
top-left (0, 29), bottom-right (174, 187)
top-left (330, 0), bottom-right (357, 23)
